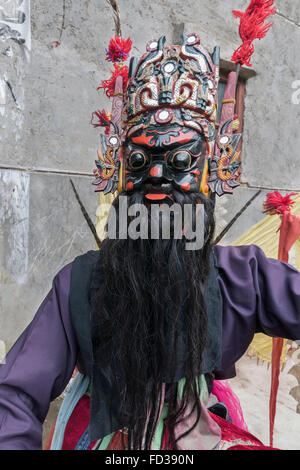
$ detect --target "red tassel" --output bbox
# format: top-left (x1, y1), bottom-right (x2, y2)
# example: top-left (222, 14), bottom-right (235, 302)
top-left (105, 36), bottom-right (132, 63)
top-left (90, 109), bottom-right (111, 134)
top-left (232, 41), bottom-right (254, 68)
top-left (97, 63), bottom-right (129, 98)
top-left (264, 193), bottom-right (300, 448)
top-left (232, 0), bottom-right (277, 66)
top-left (263, 190), bottom-right (297, 216)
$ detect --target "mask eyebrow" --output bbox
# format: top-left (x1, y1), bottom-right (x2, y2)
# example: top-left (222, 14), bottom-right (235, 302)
top-left (129, 130), bottom-right (200, 151)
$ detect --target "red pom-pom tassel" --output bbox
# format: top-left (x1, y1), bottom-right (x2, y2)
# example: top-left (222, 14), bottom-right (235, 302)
top-left (105, 36), bottom-right (132, 63)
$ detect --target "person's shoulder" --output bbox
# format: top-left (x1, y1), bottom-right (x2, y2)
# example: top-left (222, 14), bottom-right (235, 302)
top-left (53, 250), bottom-right (100, 286)
top-left (213, 244), bottom-right (268, 281)
top-left (69, 250), bottom-right (100, 285)
top-left (213, 244), bottom-right (265, 266)
top-left (72, 249), bottom-right (100, 266)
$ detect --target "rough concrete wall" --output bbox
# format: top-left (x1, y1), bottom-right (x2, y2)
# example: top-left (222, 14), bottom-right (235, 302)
top-left (2, 0), bottom-right (299, 347)
top-left (0, 0), bottom-right (300, 448)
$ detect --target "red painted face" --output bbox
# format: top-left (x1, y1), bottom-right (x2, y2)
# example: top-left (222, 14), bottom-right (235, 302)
top-left (124, 124), bottom-right (207, 199)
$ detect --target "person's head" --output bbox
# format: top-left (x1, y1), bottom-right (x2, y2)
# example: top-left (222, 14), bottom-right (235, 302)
top-left (119, 33), bottom-right (219, 199)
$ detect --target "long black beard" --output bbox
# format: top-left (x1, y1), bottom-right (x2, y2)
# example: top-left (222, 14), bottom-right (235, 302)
top-left (91, 190), bottom-right (215, 449)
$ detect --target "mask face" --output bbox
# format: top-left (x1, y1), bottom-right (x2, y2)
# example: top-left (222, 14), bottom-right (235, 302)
top-left (123, 124), bottom-right (207, 201)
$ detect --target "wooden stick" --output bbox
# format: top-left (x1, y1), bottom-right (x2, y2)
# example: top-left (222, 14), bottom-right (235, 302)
top-left (235, 62), bottom-right (241, 80)
top-left (69, 178), bottom-right (101, 249)
top-left (107, 0), bottom-right (122, 37)
top-left (214, 189), bottom-right (262, 244)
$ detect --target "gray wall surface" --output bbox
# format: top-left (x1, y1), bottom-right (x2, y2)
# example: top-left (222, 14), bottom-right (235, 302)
top-left (0, 0), bottom-right (300, 445)
top-left (1, 0), bottom-right (300, 356)
top-left (1, 0), bottom-right (300, 349)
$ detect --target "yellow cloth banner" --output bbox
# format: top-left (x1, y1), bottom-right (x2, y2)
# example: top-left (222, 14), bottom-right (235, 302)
top-left (95, 191), bottom-right (117, 246)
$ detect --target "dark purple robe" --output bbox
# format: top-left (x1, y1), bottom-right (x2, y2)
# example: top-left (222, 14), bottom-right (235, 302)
top-left (0, 244), bottom-right (300, 450)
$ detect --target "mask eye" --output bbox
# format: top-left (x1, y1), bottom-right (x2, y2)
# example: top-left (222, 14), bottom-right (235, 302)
top-left (170, 150), bottom-right (192, 170)
top-left (128, 151), bottom-right (148, 170)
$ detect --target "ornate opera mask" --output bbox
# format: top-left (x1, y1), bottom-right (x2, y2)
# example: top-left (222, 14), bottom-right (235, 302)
top-left (93, 33), bottom-right (242, 199)
top-left (123, 124), bottom-right (207, 201)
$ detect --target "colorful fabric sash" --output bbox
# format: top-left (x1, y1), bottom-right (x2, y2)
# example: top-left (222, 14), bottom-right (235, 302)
top-left (49, 372), bottom-right (222, 450)
top-left (48, 371), bottom-right (277, 450)
top-left (50, 372), bottom-right (90, 450)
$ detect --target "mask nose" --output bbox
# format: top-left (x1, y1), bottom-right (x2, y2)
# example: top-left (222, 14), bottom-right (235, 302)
top-left (148, 163), bottom-right (164, 183)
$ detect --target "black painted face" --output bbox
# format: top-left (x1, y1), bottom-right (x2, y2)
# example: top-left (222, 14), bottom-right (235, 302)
top-left (124, 124), bottom-right (207, 201)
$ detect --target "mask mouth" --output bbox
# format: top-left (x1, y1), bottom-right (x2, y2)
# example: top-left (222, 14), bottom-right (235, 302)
top-left (142, 182), bottom-right (173, 201)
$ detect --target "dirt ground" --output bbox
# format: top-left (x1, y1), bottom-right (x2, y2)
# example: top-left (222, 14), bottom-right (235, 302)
top-left (228, 353), bottom-right (300, 450)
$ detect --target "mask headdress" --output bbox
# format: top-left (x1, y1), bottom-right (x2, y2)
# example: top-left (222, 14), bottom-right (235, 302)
top-left (122, 33), bottom-right (220, 196)
top-left (92, 0), bottom-right (276, 198)
top-left (209, 0), bottom-right (276, 196)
